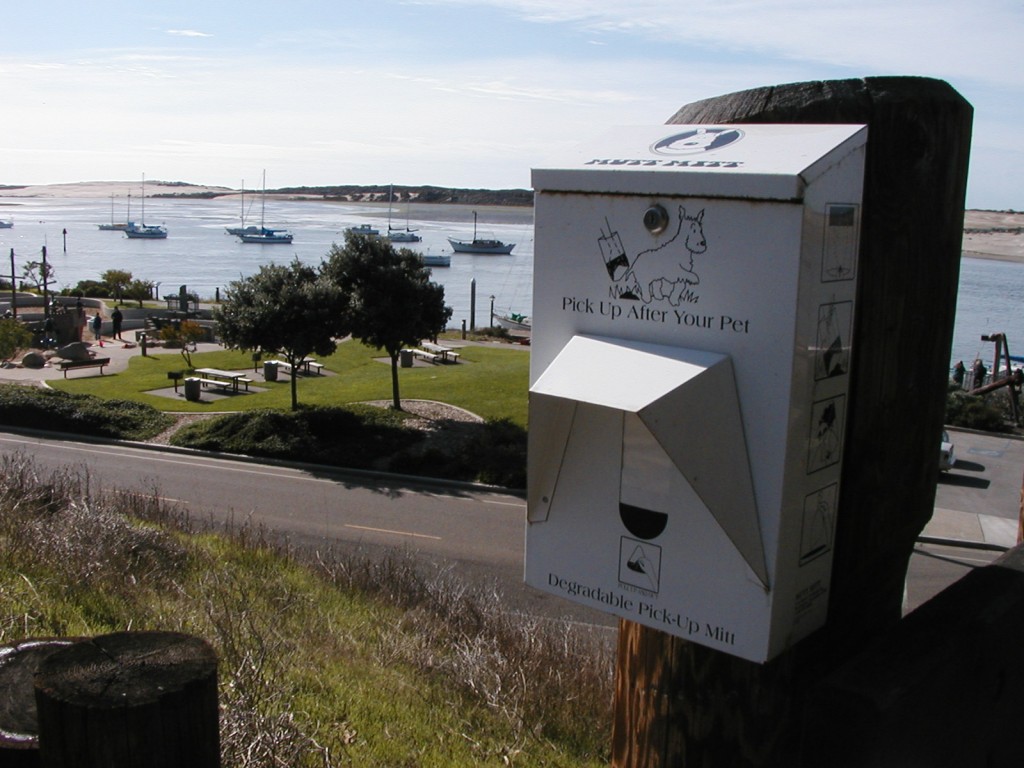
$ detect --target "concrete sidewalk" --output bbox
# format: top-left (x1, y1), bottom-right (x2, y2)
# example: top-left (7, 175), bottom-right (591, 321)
top-left (923, 506), bottom-right (1017, 550)
top-left (0, 337), bottom-right (224, 384)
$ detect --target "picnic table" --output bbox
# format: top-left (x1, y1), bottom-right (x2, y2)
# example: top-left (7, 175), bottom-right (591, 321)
top-left (420, 342), bottom-right (460, 363)
top-left (269, 358), bottom-right (323, 375)
top-left (193, 368), bottom-right (252, 392)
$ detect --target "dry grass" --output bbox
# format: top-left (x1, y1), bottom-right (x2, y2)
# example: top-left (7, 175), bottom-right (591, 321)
top-left (0, 453), bottom-right (613, 766)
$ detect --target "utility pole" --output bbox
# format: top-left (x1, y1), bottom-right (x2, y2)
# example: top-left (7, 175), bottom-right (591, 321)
top-left (41, 245), bottom-right (49, 318)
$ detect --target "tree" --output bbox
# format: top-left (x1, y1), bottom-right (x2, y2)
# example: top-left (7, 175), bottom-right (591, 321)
top-left (21, 260), bottom-right (55, 292)
top-left (160, 319), bottom-right (206, 370)
top-left (323, 233), bottom-right (452, 410)
top-left (214, 260), bottom-right (347, 410)
top-left (0, 318), bottom-right (33, 364)
top-left (101, 269), bottom-right (133, 304)
top-left (124, 279), bottom-right (155, 308)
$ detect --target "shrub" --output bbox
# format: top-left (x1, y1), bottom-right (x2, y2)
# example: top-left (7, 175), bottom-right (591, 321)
top-left (66, 280), bottom-right (110, 298)
top-left (170, 405), bottom-right (423, 469)
top-left (945, 387), bottom-right (1013, 432)
top-left (0, 384), bottom-right (174, 440)
top-left (466, 417), bottom-right (527, 488)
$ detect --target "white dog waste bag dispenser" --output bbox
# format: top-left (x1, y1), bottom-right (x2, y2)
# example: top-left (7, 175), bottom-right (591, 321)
top-left (526, 124), bottom-right (867, 663)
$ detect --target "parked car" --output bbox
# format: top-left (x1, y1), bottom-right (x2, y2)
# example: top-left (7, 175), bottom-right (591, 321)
top-left (939, 430), bottom-right (956, 471)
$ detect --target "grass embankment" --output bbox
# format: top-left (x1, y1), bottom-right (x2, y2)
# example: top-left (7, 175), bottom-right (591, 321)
top-left (32, 340), bottom-right (530, 486)
top-left (50, 340), bottom-right (530, 426)
top-left (0, 454), bottom-right (613, 767)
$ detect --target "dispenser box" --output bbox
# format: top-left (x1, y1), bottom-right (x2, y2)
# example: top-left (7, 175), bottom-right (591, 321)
top-left (526, 124), bottom-right (867, 663)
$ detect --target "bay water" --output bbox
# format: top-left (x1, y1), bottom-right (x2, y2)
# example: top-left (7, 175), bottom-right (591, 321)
top-left (0, 196), bottom-right (1018, 371)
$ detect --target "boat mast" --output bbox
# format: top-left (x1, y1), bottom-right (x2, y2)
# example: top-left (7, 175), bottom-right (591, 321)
top-left (259, 170), bottom-right (266, 232)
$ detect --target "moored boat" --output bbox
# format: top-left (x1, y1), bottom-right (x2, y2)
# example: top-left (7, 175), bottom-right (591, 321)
top-left (225, 180), bottom-right (257, 235)
top-left (494, 312), bottom-right (531, 331)
top-left (386, 184), bottom-right (421, 242)
top-left (448, 211), bottom-right (514, 254)
top-left (348, 223), bottom-right (380, 237)
top-left (238, 171), bottom-right (293, 244)
top-left (124, 222), bottom-right (168, 239)
top-left (239, 227), bottom-right (294, 244)
top-left (124, 175), bottom-right (167, 239)
top-left (98, 193), bottom-right (131, 230)
top-left (421, 253), bottom-right (451, 267)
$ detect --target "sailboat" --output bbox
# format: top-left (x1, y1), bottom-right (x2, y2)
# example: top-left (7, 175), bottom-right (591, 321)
top-left (386, 185), bottom-right (421, 243)
top-left (124, 175), bottom-right (168, 239)
top-left (225, 180), bottom-right (260, 236)
top-left (98, 193), bottom-right (131, 231)
top-left (238, 171), bottom-right (293, 244)
top-left (447, 210), bottom-right (513, 254)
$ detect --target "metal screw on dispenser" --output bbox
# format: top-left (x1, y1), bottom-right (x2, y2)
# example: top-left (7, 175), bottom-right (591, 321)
top-left (643, 204), bottom-right (670, 235)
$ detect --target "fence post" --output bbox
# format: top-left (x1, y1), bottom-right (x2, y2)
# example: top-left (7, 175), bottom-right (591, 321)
top-left (34, 631), bottom-right (219, 768)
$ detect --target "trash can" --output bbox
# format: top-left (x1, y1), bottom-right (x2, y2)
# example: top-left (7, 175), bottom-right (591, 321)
top-left (183, 377), bottom-right (201, 402)
top-left (400, 349), bottom-right (413, 368)
top-left (263, 360), bottom-right (278, 382)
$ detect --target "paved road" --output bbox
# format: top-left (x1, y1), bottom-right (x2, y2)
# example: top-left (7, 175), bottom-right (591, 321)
top-left (0, 428), bottom-right (615, 629)
top-left (1, 423), bottom-right (1019, 622)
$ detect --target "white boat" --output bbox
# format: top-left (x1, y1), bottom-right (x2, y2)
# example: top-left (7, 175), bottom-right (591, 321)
top-left (124, 175), bottom-right (168, 239)
top-left (98, 193), bottom-right (131, 231)
top-left (421, 253), bottom-right (451, 267)
top-left (448, 211), bottom-right (514, 254)
top-left (494, 312), bottom-right (531, 331)
top-left (386, 184), bottom-right (421, 242)
top-left (225, 180), bottom-right (258, 235)
top-left (239, 227), bottom-right (293, 244)
top-left (348, 223), bottom-right (380, 237)
top-left (238, 171), bottom-right (293, 244)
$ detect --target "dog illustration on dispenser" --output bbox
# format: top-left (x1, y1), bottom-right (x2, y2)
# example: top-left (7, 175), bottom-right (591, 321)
top-left (603, 206), bottom-right (707, 306)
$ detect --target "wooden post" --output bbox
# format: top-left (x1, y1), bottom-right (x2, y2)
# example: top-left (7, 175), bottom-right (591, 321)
top-left (0, 638), bottom-right (81, 768)
top-left (34, 631), bottom-right (219, 768)
top-left (611, 77), bottom-right (972, 766)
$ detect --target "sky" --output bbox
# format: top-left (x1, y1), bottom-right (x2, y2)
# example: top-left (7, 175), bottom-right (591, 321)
top-left (1, 0), bottom-right (1021, 209)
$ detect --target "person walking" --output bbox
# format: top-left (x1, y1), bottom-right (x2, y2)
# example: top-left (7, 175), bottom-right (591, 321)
top-left (91, 312), bottom-right (103, 346)
top-left (111, 307), bottom-right (124, 341)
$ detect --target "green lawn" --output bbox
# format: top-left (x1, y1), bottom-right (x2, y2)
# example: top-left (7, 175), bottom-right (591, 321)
top-left (50, 340), bottom-right (531, 426)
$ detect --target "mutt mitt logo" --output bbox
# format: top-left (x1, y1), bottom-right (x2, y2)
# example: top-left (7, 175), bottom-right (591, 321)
top-left (600, 206), bottom-right (709, 307)
top-left (651, 127), bottom-right (744, 155)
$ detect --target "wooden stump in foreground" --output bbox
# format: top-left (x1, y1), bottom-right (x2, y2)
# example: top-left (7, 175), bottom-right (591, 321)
top-left (34, 631), bottom-right (219, 768)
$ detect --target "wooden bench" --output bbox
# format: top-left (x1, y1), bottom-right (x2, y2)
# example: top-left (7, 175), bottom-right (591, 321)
top-left (194, 378), bottom-right (232, 391)
top-left (269, 360), bottom-right (322, 376)
top-left (410, 349), bottom-right (441, 363)
top-left (57, 357), bottom-right (111, 378)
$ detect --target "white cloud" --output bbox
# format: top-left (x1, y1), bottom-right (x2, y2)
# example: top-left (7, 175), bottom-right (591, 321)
top-left (166, 29), bottom-right (212, 38)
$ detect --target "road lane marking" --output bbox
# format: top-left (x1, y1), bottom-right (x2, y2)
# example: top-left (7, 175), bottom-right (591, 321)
top-left (344, 524), bottom-right (442, 541)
